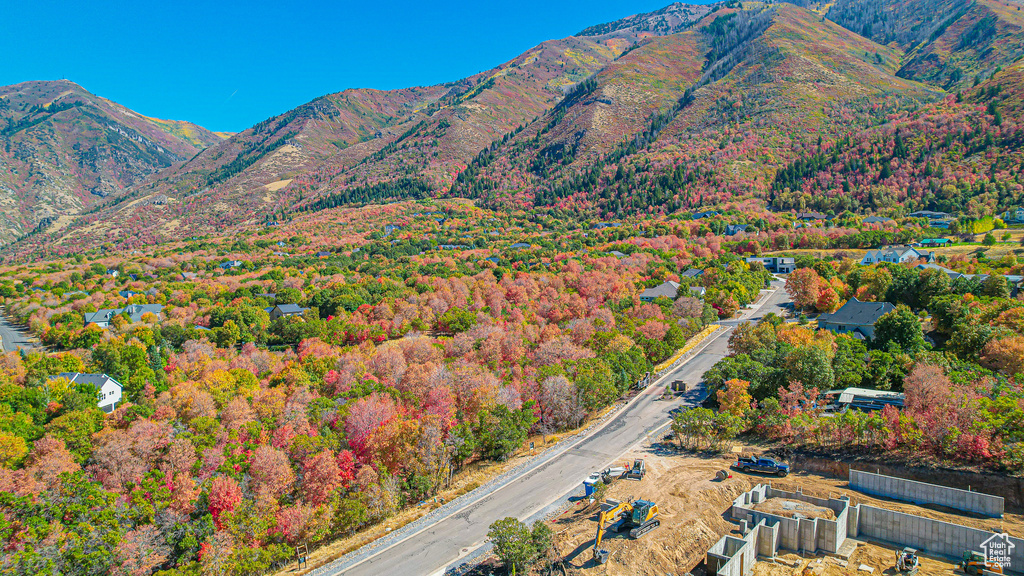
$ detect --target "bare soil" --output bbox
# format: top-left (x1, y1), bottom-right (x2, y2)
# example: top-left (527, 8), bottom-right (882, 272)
top-left (541, 442), bottom-right (1024, 576)
top-left (752, 498), bottom-right (836, 520)
top-left (753, 543), bottom-right (960, 576)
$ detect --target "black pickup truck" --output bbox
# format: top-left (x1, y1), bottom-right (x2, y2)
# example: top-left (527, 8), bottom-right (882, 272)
top-left (734, 456), bottom-right (789, 476)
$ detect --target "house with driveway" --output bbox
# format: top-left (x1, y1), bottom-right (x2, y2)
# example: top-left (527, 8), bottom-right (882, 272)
top-left (744, 257), bottom-right (795, 274)
top-left (817, 298), bottom-right (895, 340)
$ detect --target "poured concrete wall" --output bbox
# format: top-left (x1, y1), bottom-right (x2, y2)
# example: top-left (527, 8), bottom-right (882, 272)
top-left (851, 469), bottom-right (1003, 518)
top-left (708, 520), bottom-right (779, 576)
top-left (857, 505), bottom-right (1024, 573)
top-left (731, 485), bottom-right (849, 555)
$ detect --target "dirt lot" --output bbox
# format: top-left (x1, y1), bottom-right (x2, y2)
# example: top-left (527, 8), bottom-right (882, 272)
top-left (544, 443), bottom-right (1024, 576)
top-left (752, 497), bottom-right (836, 520)
top-left (754, 543), bottom-right (960, 576)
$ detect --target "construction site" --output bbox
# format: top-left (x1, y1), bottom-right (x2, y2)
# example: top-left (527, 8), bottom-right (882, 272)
top-left (542, 447), bottom-right (1024, 576)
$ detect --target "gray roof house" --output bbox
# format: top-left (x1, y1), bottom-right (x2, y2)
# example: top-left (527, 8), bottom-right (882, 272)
top-left (266, 304), bottom-right (308, 321)
top-left (639, 281), bottom-right (680, 302)
top-left (862, 216), bottom-right (894, 225)
top-left (219, 260), bottom-right (243, 270)
top-left (725, 224), bottom-right (749, 236)
top-left (51, 373), bottom-right (123, 414)
top-left (916, 263), bottom-right (964, 281)
top-left (680, 268), bottom-right (704, 279)
top-left (817, 298), bottom-right (895, 340)
top-left (83, 304), bottom-right (163, 328)
top-left (909, 210), bottom-right (951, 219)
top-left (861, 246), bottom-right (934, 265)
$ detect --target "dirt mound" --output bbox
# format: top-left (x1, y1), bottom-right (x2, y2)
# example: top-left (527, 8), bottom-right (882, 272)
top-left (751, 498), bottom-right (836, 520)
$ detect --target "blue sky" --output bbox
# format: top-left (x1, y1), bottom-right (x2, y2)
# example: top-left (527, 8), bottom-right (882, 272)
top-left (0, 0), bottom-right (712, 133)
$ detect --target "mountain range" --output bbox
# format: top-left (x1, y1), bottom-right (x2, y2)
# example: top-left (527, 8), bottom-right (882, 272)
top-left (3, 0), bottom-right (1023, 256)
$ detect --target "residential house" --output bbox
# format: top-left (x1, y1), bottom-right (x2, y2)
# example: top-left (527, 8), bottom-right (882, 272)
top-left (690, 286), bottom-right (707, 298)
top-left (315, 251), bottom-right (332, 258)
top-left (383, 224), bottom-right (402, 236)
top-left (817, 298), bottom-right (895, 340)
top-left (692, 210), bottom-right (719, 220)
top-left (52, 373), bottom-right (123, 413)
top-left (509, 242), bottom-right (532, 249)
top-left (908, 210), bottom-right (951, 220)
top-left (918, 238), bottom-right (952, 247)
top-left (639, 281), bottom-right (680, 302)
top-left (795, 211), bottom-right (828, 221)
top-left (862, 216), bottom-right (894, 225)
top-left (83, 304), bottom-right (163, 328)
top-left (915, 263), bottom-right (964, 281)
top-left (609, 251), bottom-right (626, 259)
top-left (724, 224), bottom-right (749, 236)
top-left (266, 304), bottom-right (308, 321)
top-left (255, 292), bottom-right (277, 300)
top-left (118, 290), bottom-right (137, 299)
top-left (181, 272), bottom-right (198, 281)
top-left (823, 387), bottom-right (905, 412)
top-left (860, 246), bottom-right (934, 265)
top-left (219, 260), bottom-right (243, 270)
top-left (106, 269), bottom-right (120, 278)
top-left (591, 222), bottom-right (621, 230)
top-left (744, 257), bottom-right (795, 274)
top-left (680, 268), bottom-right (704, 279)
top-left (1003, 208), bottom-right (1024, 223)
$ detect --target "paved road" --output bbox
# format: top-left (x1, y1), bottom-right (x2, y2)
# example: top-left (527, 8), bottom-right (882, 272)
top-left (334, 281), bottom-right (791, 576)
top-left (0, 313), bottom-right (34, 354)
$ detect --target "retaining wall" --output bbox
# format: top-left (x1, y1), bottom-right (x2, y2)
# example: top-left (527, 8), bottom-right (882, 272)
top-left (857, 505), bottom-right (1023, 573)
top-left (851, 469), bottom-right (1004, 518)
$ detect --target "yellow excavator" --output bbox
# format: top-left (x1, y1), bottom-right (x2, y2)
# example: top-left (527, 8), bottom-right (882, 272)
top-left (592, 498), bottom-right (661, 564)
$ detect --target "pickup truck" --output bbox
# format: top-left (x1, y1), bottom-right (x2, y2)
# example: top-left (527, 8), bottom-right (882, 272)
top-left (734, 456), bottom-right (789, 476)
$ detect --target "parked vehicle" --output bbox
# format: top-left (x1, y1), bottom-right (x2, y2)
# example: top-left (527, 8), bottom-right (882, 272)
top-left (734, 456), bottom-right (789, 476)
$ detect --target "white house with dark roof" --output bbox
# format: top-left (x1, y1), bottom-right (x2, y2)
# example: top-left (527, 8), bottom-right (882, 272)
top-left (639, 281), bottom-right (680, 302)
top-left (860, 246), bottom-right (934, 265)
top-left (51, 373), bottom-right (123, 413)
top-left (817, 298), bottom-right (895, 340)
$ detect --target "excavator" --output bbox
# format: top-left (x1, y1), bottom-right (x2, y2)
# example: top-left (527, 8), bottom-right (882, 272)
top-left (592, 498), bottom-right (661, 564)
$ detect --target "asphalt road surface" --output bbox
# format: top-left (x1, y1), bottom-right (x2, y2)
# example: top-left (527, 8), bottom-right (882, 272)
top-left (0, 313), bottom-right (34, 354)
top-left (332, 281), bottom-right (791, 576)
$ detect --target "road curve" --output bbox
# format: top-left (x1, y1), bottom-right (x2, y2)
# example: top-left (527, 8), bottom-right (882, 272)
top-left (329, 281), bottom-right (791, 576)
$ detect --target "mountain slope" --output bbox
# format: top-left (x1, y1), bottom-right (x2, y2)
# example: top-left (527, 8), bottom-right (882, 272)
top-left (449, 3), bottom-right (940, 215)
top-left (0, 80), bottom-right (224, 245)
top-left (19, 4), bottom-right (716, 253)
top-left (827, 0), bottom-right (1024, 89)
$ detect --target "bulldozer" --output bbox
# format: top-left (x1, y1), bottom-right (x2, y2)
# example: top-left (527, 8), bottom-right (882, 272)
top-left (962, 551), bottom-right (1004, 575)
top-left (895, 547), bottom-right (920, 576)
top-left (592, 498), bottom-right (661, 564)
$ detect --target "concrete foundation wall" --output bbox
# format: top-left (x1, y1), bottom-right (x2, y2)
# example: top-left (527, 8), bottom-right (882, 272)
top-left (857, 505), bottom-right (1024, 572)
top-left (732, 485), bottom-right (849, 555)
top-left (708, 520), bottom-right (779, 576)
top-left (850, 469), bottom-right (1004, 518)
